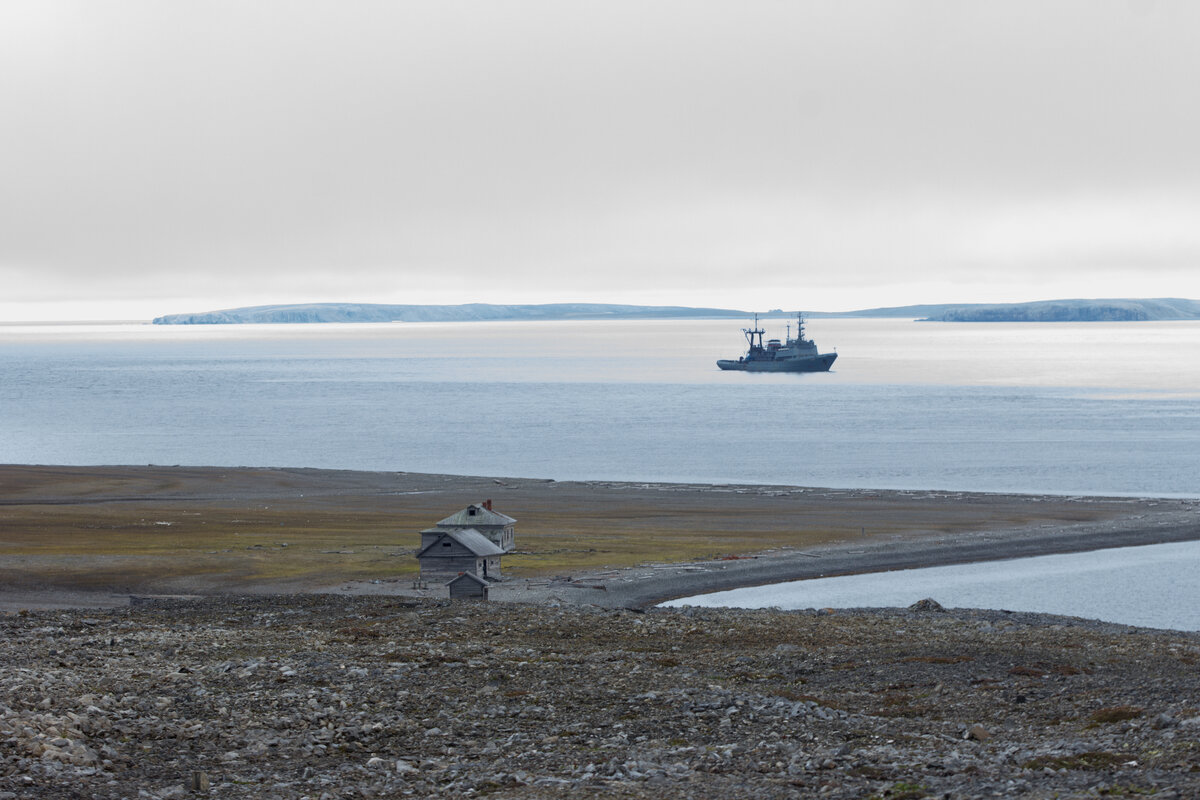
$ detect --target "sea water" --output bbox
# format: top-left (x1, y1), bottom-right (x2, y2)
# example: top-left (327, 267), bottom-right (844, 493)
top-left (661, 540), bottom-right (1200, 632)
top-left (2, 317), bottom-right (1199, 497)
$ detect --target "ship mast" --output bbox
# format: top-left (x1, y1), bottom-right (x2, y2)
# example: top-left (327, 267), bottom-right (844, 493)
top-left (742, 314), bottom-right (765, 351)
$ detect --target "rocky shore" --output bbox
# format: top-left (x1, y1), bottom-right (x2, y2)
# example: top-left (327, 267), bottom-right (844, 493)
top-left (4, 595), bottom-right (1199, 799)
top-left (483, 504), bottom-right (1200, 609)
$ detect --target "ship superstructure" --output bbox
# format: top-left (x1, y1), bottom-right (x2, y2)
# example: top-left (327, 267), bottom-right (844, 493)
top-left (717, 313), bottom-right (837, 373)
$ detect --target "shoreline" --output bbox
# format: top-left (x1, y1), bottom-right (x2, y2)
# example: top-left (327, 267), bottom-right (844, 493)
top-left (392, 504), bottom-right (1200, 610)
top-left (2, 464), bottom-right (1197, 613)
top-left (617, 513), bottom-right (1200, 608)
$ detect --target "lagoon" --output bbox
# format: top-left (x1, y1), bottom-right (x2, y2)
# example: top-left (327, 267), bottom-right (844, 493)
top-left (662, 540), bottom-right (1200, 631)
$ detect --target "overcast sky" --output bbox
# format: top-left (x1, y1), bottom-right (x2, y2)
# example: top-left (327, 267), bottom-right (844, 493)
top-left (4, 1), bottom-right (1200, 320)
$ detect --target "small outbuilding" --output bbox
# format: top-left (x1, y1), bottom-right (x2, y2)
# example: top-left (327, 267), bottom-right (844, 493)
top-left (446, 571), bottom-right (489, 601)
top-left (416, 528), bottom-right (504, 583)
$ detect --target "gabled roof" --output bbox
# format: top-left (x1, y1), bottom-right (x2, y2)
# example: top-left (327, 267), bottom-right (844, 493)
top-left (417, 528), bottom-right (505, 559)
top-left (445, 571), bottom-right (489, 587)
top-left (437, 504), bottom-right (516, 527)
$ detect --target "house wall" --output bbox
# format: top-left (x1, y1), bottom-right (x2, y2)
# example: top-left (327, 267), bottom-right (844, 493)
top-left (419, 554), bottom-right (480, 581)
top-left (475, 525), bottom-right (514, 552)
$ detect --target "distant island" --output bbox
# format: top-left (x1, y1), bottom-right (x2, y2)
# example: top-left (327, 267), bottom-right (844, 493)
top-left (152, 302), bottom-right (752, 325)
top-left (153, 297), bottom-right (1200, 324)
top-left (805, 297), bottom-right (1200, 322)
top-left (913, 297), bottom-right (1200, 322)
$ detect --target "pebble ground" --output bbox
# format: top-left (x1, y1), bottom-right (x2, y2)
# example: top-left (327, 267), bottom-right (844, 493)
top-left (3, 596), bottom-right (1199, 799)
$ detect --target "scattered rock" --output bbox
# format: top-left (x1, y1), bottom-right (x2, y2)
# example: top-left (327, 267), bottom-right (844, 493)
top-left (909, 598), bottom-right (946, 612)
top-left (963, 724), bottom-right (991, 740)
top-left (1, 596), bottom-right (1197, 799)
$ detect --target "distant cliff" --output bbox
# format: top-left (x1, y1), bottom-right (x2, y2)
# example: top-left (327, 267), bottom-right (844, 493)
top-left (153, 302), bottom-right (750, 324)
top-left (918, 298), bottom-right (1200, 322)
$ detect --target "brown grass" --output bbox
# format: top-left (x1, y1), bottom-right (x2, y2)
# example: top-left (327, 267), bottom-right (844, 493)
top-left (1088, 706), bottom-right (1143, 726)
top-left (0, 464), bottom-right (1149, 594)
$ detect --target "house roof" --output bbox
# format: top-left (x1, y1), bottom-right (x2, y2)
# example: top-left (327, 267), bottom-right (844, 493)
top-left (446, 572), bottom-right (489, 588)
top-left (437, 504), bottom-right (516, 527)
top-left (417, 528), bottom-right (505, 559)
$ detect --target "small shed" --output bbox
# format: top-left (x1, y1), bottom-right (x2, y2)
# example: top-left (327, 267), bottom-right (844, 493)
top-left (417, 528), bottom-right (504, 582)
top-left (447, 571), bottom-right (489, 601)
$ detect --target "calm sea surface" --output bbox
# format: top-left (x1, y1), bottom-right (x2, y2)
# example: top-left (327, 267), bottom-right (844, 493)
top-left (662, 540), bottom-right (1200, 632)
top-left (2, 317), bottom-right (1199, 496)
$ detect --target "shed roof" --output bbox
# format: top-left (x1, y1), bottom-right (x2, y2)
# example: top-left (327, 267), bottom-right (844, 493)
top-left (417, 528), bottom-right (504, 559)
top-left (437, 504), bottom-right (516, 527)
top-left (446, 572), bottom-right (489, 588)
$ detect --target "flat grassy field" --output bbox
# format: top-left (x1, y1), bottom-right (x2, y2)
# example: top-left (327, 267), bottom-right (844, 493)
top-left (0, 464), bottom-right (1157, 595)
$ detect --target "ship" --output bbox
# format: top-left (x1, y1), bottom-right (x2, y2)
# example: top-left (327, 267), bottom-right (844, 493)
top-left (717, 313), bottom-right (837, 372)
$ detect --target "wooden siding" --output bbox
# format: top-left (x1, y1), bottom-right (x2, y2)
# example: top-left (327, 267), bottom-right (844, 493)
top-left (447, 574), bottom-right (488, 600)
top-left (419, 553), bottom-right (480, 581)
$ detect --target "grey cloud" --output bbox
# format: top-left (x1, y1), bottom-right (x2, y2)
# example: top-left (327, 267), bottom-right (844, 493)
top-left (2, 0), bottom-right (1199, 316)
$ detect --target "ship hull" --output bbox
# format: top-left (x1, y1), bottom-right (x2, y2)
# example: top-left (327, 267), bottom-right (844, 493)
top-left (717, 352), bottom-right (837, 372)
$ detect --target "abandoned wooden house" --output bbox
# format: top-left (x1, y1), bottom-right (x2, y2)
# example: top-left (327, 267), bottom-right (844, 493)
top-left (419, 500), bottom-right (516, 553)
top-left (416, 528), bottom-right (503, 582)
top-left (446, 571), bottom-right (489, 600)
